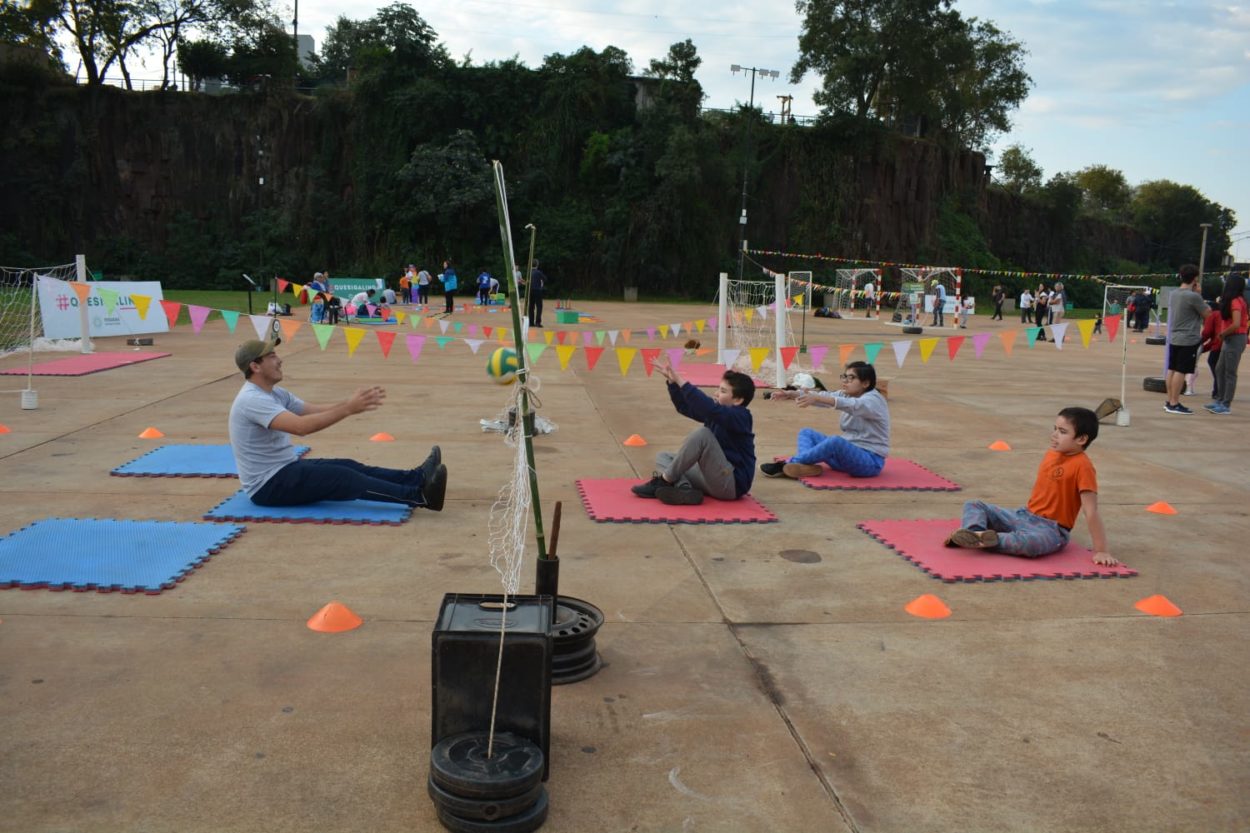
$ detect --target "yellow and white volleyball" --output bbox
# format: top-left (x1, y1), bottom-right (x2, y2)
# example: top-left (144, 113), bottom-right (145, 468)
top-left (486, 347), bottom-right (521, 385)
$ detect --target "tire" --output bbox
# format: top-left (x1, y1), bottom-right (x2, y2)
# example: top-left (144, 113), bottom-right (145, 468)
top-left (427, 776), bottom-right (544, 822)
top-left (902, 326), bottom-right (923, 335)
top-left (435, 788), bottom-right (549, 833)
top-left (1142, 376), bottom-right (1167, 393)
top-left (1145, 335), bottom-right (1166, 346)
top-left (430, 732), bottom-right (545, 800)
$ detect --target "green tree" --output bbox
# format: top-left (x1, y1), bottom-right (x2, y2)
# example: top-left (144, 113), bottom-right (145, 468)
top-left (1130, 180), bottom-right (1234, 268)
top-left (0, 0), bottom-right (66, 71)
top-left (644, 39), bottom-right (703, 120)
top-left (176, 38), bottom-right (227, 89)
top-left (1072, 164), bottom-right (1131, 217)
top-left (311, 2), bottom-right (447, 83)
top-left (931, 18), bottom-right (1031, 149)
top-left (996, 143), bottom-right (1041, 193)
top-left (225, 21), bottom-right (297, 85)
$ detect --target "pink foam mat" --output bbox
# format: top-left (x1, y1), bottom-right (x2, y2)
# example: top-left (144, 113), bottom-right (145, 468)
top-left (773, 457), bottom-right (960, 491)
top-left (1, 352), bottom-right (171, 376)
top-left (575, 478), bottom-right (778, 524)
top-left (858, 518), bottom-right (1137, 582)
top-left (678, 363), bottom-right (772, 389)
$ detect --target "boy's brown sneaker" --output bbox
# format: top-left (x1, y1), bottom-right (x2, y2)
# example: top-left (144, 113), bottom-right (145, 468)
top-left (782, 463), bottom-right (823, 479)
top-left (945, 528), bottom-right (998, 549)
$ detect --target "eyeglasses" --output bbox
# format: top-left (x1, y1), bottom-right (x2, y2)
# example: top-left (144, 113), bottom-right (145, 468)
top-left (839, 374), bottom-right (859, 382)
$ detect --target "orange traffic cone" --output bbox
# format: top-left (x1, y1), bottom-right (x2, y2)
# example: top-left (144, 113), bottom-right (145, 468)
top-left (370, 432), bottom-right (395, 442)
top-left (1134, 595), bottom-right (1182, 617)
top-left (904, 594), bottom-right (951, 620)
top-left (623, 434), bottom-right (647, 447)
top-left (1145, 501), bottom-right (1177, 515)
top-left (988, 440), bottom-right (1011, 451)
top-left (306, 601), bottom-right (363, 633)
top-left (138, 427), bottom-right (165, 439)
top-left (0, 424), bottom-right (10, 434)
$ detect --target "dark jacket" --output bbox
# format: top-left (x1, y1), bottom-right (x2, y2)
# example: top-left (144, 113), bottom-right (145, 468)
top-left (666, 381), bottom-right (755, 497)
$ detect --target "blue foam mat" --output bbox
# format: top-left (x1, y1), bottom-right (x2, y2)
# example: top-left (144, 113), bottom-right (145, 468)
top-left (0, 518), bottom-right (245, 594)
top-left (111, 444), bottom-right (310, 477)
top-left (204, 490), bottom-right (412, 525)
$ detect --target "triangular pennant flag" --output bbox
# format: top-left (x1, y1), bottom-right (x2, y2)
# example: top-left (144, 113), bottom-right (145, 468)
top-left (435, 336), bottom-right (453, 349)
top-left (659, 324), bottom-right (670, 338)
top-left (70, 282), bottom-right (92, 303)
top-left (188, 305), bottom-right (212, 334)
top-left (838, 343), bottom-right (856, 366)
top-left (743, 308), bottom-right (755, 324)
top-left (607, 330), bottom-right (619, 346)
top-left (641, 348), bottom-right (661, 376)
top-left (543, 330), bottom-right (555, 345)
top-left (423, 317), bottom-right (435, 330)
top-left (131, 293), bottom-right (153, 320)
top-left (290, 282), bottom-right (303, 298)
top-left (365, 303), bottom-right (377, 318)
top-left (375, 330), bottom-right (396, 358)
top-left (706, 317), bottom-right (718, 331)
top-left (97, 287), bottom-right (119, 315)
top-left (405, 334), bottom-right (425, 363)
top-left (1105, 313), bottom-right (1121, 343)
top-left (863, 343), bottom-right (882, 365)
top-left (780, 346), bottom-right (799, 369)
top-left (277, 278), bottom-right (289, 293)
top-left (917, 337), bottom-right (939, 364)
top-left (694, 319), bottom-right (706, 334)
top-left (478, 326), bottom-right (488, 338)
top-left (665, 347), bottom-right (685, 369)
top-left (556, 331), bottom-right (568, 345)
top-left (595, 330), bottom-right (607, 346)
top-left (748, 347), bottom-right (770, 371)
top-left (393, 311), bottom-right (406, 326)
top-left (584, 346), bottom-right (605, 371)
top-left (646, 327), bottom-right (658, 340)
top-left (220, 310), bottom-right (240, 332)
top-left (408, 315), bottom-right (421, 330)
top-left (999, 330), bottom-right (1016, 357)
top-left (946, 335), bottom-right (965, 361)
top-left (343, 327), bottom-right (367, 357)
top-left (670, 322), bottom-right (683, 336)
top-left (793, 294), bottom-right (804, 306)
top-left (1051, 322), bottom-right (1069, 350)
top-left (249, 315), bottom-right (271, 340)
top-left (616, 347), bottom-right (637, 376)
top-left (620, 329), bottom-right (632, 343)
top-left (1077, 318), bottom-right (1095, 348)
top-left (809, 345), bottom-right (829, 370)
top-left (464, 339), bottom-right (485, 354)
top-left (1025, 326), bottom-right (1041, 347)
top-left (438, 319), bottom-right (451, 334)
top-left (753, 306), bottom-right (766, 322)
top-left (159, 299), bottom-right (182, 328)
top-left (582, 331), bottom-right (594, 347)
top-left (720, 348), bottom-right (741, 368)
top-left (556, 344), bottom-right (576, 370)
top-left (526, 342), bottom-right (548, 365)
top-left (972, 332), bottom-right (992, 358)
top-left (278, 318), bottom-right (302, 343)
top-left (892, 340), bottom-right (912, 368)
top-left (311, 323), bottom-right (335, 349)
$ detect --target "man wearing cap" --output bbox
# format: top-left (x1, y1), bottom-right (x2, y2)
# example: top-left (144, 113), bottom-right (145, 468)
top-left (930, 279), bottom-right (947, 327)
top-left (228, 336), bottom-right (447, 510)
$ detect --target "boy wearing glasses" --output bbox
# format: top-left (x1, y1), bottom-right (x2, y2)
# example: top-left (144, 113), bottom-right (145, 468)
top-left (761, 361), bottom-right (890, 479)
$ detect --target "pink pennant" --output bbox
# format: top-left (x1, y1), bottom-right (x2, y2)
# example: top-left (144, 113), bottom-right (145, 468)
top-left (405, 333), bottom-right (426, 363)
top-left (972, 332), bottom-right (992, 358)
top-left (808, 345), bottom-right (829, 371)
top-left (188, 304), bottom-right (212, 334)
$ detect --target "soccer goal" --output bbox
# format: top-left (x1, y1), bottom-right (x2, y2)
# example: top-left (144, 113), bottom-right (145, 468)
top-left (1, 259), bottom-right (86, 406)
top-left (888, 267), bottom-right (961, 327)
top-left (834, 268), bottom-right (879, 316)
top-left (1101, 284), bottom-right (1149, 427)
top-left (716, 272), bottom-right (797, 387)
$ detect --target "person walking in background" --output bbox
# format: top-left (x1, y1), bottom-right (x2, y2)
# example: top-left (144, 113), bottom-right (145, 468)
top-left (1163, 265), bottom-right (1210, 415)
top-left (991, 285), bottom-right (1005, 320)
top-left (1050, 281), bottom-right (1067, 324)
top-left (1206, 273), bottom-right (1247, 415)
top-left (1034, 283), bottom-right (1050, 340)
top-left (416, 266), bottom-right (432, 306)
top-left (440, 260), bottom-right (458, 315)
top-left (930, 279), bottom-right (947, 327)
top-left (525, 260), bottom-right (547, 327)
top-left (1019, 286), bottom-right (1034, 324)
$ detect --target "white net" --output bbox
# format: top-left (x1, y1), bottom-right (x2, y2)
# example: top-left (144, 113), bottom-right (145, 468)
top-left (717, 276), bottom-right (796, 380)
top-left (1102, 284), bottom-right (1148, 322)
top-left (486, 380), bottom-right (538, 597)
top-left (0, 262), bottom-right (78, 358)
top-left (834, 268), bottom-right (876, 313)
top-left (890, 267), bottom-right (959, 327)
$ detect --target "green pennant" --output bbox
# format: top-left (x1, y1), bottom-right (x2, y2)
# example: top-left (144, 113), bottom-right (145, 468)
top-left (436, 336), bottom-right (453, 349)
top-left (96, 287), bottom-right (119, 315)
top-left (311, 323), bottom-right (334, 350)
top-left (526, 342), bottom-right (548, 364)
top-left (453, 322), bottom-right (464, 333)
top-left (864, 342), bottom-right (883, 365)
top-left (594, 330), bottom-right (607, 346)
top-left (1025, 327), bottom-right (1040, 347)
top-left (220, 310), bottom-right (240, 332)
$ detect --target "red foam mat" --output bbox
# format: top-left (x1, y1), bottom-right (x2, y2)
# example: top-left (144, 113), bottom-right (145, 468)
top-left (575, 478), bottom-right (778, 524)
top-left (774, 457), bottom-right (961, 491)
top-left (858, 518), bottom-right (1137, 582)
top-left (1, 351), bottom-right (171, 376)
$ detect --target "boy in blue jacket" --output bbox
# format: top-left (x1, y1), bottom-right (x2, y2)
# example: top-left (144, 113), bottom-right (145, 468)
top-left (631, 354), bottom-right (756, 505)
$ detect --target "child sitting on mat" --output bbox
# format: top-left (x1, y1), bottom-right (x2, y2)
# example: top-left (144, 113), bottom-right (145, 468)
top-left (945, 406), bottom-right (1117, 566)
top-left (761, 361), bottom-right (889, 480)
top-left (631, 354), bottom-right (756, 506)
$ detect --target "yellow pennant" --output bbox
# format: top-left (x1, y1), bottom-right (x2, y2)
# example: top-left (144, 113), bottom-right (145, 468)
top-left (694, 319), bottom-right (706, 334)
top-left (544, 330), bottom-right (555, 345)
top-left (394, 311), bottom-right (407, 326)
top-left (793, 294), bottom-right (804, 306)
top-left (498, 328), bottom-right (509, 343)
top-left (748, 347), bottom-right (770, 371)
top-left (918, 337), bottom-right (939, 363)
top-left (1077, 318), bottom-right (1095, 348)
top-left (616, 347), bottom-right (637, 376)
top-left (659, 324), bottom-right (670, 338)
top-left (744, 308), bottom-right (755, 324)
top-left (556, 344), bottom-right (577, 370)
top-left (343, 327), bottom-right (367, 357)
top-left (131, 293), bottom-right (152, 320)
top-left (291, 282), bottom-right (304, 297)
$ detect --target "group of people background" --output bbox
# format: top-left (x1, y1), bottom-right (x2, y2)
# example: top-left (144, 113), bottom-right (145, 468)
top-left (304, 260), bottom-right (549, 325)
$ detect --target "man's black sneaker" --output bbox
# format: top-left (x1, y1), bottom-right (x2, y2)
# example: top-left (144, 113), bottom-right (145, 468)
top-left (656, 484), bottom-right (704, 505)
top-left (1163, 402), bottom-right (1193, 415)
top-left (420, 445), bottom-right (442, 480)
top-left (631, 474), bottom-right (666, 499)
top-left (760, 461), bottom-right (786, 478)
top-left (422, 463), bottom-right (447, 511)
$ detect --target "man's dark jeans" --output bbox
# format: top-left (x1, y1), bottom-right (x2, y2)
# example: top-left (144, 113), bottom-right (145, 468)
top-left (251, 458), bottom-right (423, 506)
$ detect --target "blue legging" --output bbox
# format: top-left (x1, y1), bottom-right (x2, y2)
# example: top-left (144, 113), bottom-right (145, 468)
top-left (960, 501), bottom-right (1069, 557)
top-left (790, 428), bottom-right (884, 477)
top-left (251, 458), bottom-right (424, 507)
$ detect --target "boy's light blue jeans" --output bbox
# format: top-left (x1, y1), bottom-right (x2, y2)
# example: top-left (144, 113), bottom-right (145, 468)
top-left (790, 428), bottom-right (884, 478)
top-left (961, 500), bottom-right (1069, 557)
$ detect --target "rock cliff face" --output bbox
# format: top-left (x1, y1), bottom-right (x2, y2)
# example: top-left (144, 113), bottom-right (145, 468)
top-left (1, 84), bottom-right (1146, 277)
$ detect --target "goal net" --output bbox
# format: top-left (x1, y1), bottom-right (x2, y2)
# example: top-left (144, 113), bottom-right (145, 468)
top-left (889, 267), bottom-right (960, 327)
top-left (1, 262), bottom-right (82, 392)
top-left (834, 268), bottom-right (877, 314)
top-left (716, 272), bottom-right (797, 387)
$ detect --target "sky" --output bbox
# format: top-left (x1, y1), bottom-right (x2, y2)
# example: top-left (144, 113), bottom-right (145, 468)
top-left (118, 0), bottom-right (1250, 263)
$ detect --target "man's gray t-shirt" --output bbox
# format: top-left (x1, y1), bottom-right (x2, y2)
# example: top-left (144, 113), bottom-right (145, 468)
top-left (1170, 288), bottom-right (1208, 346)
top-left (229, 383), bottom-right (305, 495)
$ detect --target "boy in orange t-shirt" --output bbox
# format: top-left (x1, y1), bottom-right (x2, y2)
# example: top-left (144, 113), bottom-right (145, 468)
top-left (946, 407), bottom-right (1117, 565)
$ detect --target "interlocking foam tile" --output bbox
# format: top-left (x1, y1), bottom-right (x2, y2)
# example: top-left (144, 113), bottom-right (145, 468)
top-left (0, 518), bottom-right (244, 594)
top-left (0, 351), bottom-right (171, 376)
top-left (858, 518), bottom-right (1137, 583)
top-left (576, 478), bottom-right (778, 524)
top-left (680, 363), bottom-right (772, 389)
top-left (111, 444), bottom-right (310, 478)
top-left (774, 457), bottom-right (961, 491)
top-left (204, 490), bottom-right (412, 525)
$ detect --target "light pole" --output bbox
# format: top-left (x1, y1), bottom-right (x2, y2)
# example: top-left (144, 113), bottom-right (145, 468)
top-left (1198, 222), bottom-right (1212, 277)
top-left (730, 64), bottom-right (779, 281)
